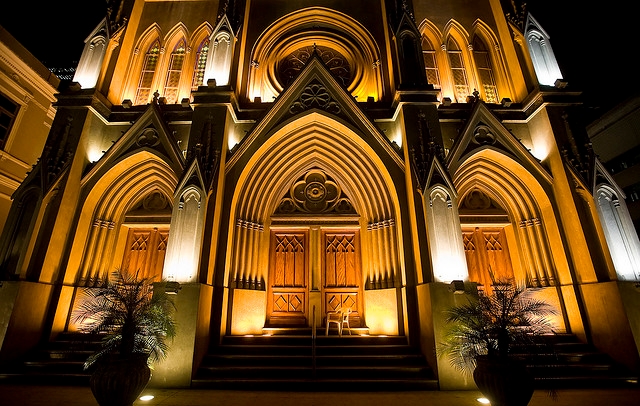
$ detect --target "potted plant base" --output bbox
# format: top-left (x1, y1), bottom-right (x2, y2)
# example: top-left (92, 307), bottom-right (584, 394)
top-left (72, 269), bottom-right (177, 406)
top-left (473, 355), bottom-right (534, 406)
top-left (89, 354), bottom-right (152, 406)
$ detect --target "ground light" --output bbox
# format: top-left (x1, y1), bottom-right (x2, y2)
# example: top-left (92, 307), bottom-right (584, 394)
top-left (477, 398), bottom-right (490, 404)
top-left (140, 395), bottom-right (155, 401)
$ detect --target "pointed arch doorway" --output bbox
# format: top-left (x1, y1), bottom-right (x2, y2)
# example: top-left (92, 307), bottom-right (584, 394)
top-left (459, 188), bottom-right (516, 292)
top-left (265, 170), bottom-right (364, 328)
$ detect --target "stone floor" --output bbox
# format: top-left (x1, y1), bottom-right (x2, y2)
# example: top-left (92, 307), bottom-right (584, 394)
top-left (1, 385), bottom-right (640, 406)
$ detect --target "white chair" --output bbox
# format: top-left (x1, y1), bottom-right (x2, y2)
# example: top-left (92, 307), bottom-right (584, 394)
top-left (325, 307), bottom-right (352, 336)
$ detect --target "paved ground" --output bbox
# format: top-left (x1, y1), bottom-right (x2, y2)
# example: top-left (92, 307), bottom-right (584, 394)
top-left (1, 385), bottom-right (640, 406)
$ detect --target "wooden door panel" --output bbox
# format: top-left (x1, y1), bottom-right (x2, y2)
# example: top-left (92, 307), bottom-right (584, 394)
top-left (121, 228), bottom-right (168, 280)
top-left (463, 227), bottom-right (514, 293)
top-left (322, 232), bottom-right (362, 327)
top-left (267, 232), bottom-right (308, 326)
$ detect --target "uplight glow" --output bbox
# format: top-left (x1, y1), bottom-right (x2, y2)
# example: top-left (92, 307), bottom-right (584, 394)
top-left (140, 395), bottom-right (155, 401)
top-left (477, 397), bottom-right (490, 404)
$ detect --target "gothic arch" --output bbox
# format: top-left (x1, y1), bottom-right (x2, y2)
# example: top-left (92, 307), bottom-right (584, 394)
top-left (453, 148), bottom-right (572, 287)
top-left (524, 14), bottom-right (563, 86)
top-left (226, 112), bottom-right (402, 295)
top-left (158, 24), bottom-right (190, 103)
top-left (73, 19), bottom-right (108, 89)
top-left (470, 20), bottom-right (512, 102)
top-left (204, 15), bottom-right (235, 87)
top-left (418, 19), bottom-right (446, 92)
top-left (442, 20), bottom-right (474, 102)
top-left (425, 184), bottom-right (468, 283)
top-left (122, 24), bottom-right (162, 104)
top-left (247, 7), bottom-right (383, 103)
top-left (595, 184), bottom-right (640, 280)
top-left (64, 151), bottom-right (178, 285)
top-left (189, 22), bottom-right (214, 89)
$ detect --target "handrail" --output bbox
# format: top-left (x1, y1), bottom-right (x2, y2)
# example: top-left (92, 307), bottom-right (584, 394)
top-left (312, 305), bottom-right (316, 377)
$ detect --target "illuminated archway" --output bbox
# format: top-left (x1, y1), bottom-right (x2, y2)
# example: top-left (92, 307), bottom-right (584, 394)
top-left (64, 151), bottom-right (178, 285)
top-left (453, 149), bottom-right (571, 287)
top-left (225, 112), bottom-right (404, 334)
top-left (247, 7), bottom-right (383, 103)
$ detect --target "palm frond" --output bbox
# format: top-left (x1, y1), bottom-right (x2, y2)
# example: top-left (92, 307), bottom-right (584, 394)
top-left (438, 278), bottom-right (557, 374)
top-left (71, 269), bottom-right (177, 369)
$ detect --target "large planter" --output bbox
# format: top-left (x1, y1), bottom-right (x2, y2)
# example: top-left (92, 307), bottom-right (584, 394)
top-left (89, 354), bottom-right (151, 406)
top-left (473, 355), bottom-right (535, 406)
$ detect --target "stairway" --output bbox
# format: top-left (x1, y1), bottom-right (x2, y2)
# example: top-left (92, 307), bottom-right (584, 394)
top-left (512, 333), bottom-right (639, 389)
top-left (1, 330), bottom-right (637, 391)
top-left (192, 329), bottom-right (438, 391)
top-left (0, 332), bottom-right (99, 385)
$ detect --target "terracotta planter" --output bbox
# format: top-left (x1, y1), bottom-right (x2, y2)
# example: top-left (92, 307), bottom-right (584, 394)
top-left (89, 354), bottom-right (151, 406)
top-left (473, 355), bottom-right (535, 406)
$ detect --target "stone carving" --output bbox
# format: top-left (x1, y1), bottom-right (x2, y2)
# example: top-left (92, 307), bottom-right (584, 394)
top-left (275, 169), bottom-right (355, 214)
top-left (289, 81), bottom-right (341, 115)
top-left (279, 45), bottom-right (351, 87)
top-left (136, 128), bottom-right (160, 147)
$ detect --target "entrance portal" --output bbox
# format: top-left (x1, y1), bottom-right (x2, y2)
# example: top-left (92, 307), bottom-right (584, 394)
top-left (266, 228), bottom-right (363, 327)
top-left (462, 227), bottom-right (515, 292)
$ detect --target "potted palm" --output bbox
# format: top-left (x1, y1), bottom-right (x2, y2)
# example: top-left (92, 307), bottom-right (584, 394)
top-left (72, 269), bottom-right (177, 406)
top-left (438, 279), bottom-right (557, 406)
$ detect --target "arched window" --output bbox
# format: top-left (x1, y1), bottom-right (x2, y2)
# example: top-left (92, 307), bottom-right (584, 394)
top-left (205, 31), bottom-right (233, 86)
top-left (596, 185), bottom-right (640, 281)
top-left (134, 40), bottom-right (160, 105)
top-left (525, 15), bottom-right (563, 86)
top-left (472, 36), bottom-right (498, 103)
top-left (192, 38), bottom-right (210, 90)
top-left (421, 36), bottom-right (440, 88)
top-left (163, 39), bottom-right (187, 104)
top-left (73, 34), bottom-right (107, 89)
top-left (446, 38), bottom-right (469, 102)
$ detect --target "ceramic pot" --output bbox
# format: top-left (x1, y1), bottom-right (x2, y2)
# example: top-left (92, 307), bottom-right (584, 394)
top-left (473, 355), bottom-right (535, 406)
top-left (89, 354), bottom-right (151, 406)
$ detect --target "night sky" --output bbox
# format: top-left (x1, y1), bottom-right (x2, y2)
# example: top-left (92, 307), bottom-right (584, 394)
top-left (1, 1), bottom-right (635, 116)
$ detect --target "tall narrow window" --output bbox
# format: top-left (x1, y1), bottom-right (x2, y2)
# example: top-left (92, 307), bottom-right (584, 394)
top-left (0, 92), bottom-right (19, 150)
top-left (421, 37), bottom-right (440, 88)
top-left (163, 39), bottom-right (187, 104)
top-left (192, 38), bottom-right (210, 90)
top-left (473, 37), bottom-right (499, 103)
top-left (525, 15), bottom-right (563, 86)
top-left (134, 40), bottom-right (160, 105)
top-left (204, 31), bottom-right (233, 86)
top-left (446, 38), bottom-right (469, 102)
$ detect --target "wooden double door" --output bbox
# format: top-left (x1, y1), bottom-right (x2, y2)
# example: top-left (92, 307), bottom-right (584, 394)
top-left (462, 226), bottom-right (515, 292)
top-left (266, 228), bottom-right (363, 327)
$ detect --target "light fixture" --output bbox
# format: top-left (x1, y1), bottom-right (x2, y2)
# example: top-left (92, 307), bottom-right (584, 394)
top-left (122, 99), bottom-right (132, 108)
top-left (140, 395), bottom-right (155, 401)
top-left (165, 281), bottom-right (181, 294)
top-left (181, 98), bottom-right (190, 107)
top-left (554, 79), bottom-right (568, 88)
top-left (477, 397), bottom-right (490, 404)
top-left (207, 78), bottom-right (217, 87)
top-left (500, 98), bottom-right (512, 107)
top-left (442, 97), bottom-right (452, 106)
top-left (253, 96), bottom-right (262, 103)
top-left (449, 280), bottom-right (465, 294)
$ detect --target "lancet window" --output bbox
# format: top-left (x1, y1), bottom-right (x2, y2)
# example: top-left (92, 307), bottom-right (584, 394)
top-left (134, 40), bottom-right (160, 105)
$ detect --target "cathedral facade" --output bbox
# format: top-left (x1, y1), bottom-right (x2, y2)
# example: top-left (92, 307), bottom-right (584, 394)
top-left (1, 0), bottom-right (639, 388)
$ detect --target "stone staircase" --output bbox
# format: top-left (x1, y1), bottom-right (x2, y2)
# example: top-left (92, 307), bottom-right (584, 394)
top-left (512, 333), bottom-right (639, 389)
top-left (0, 331), bottom-right (99, 385)
top-left (191, 329), bottom-right (438, 391)
top-left (0, 330), bottom-right (637, 391)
